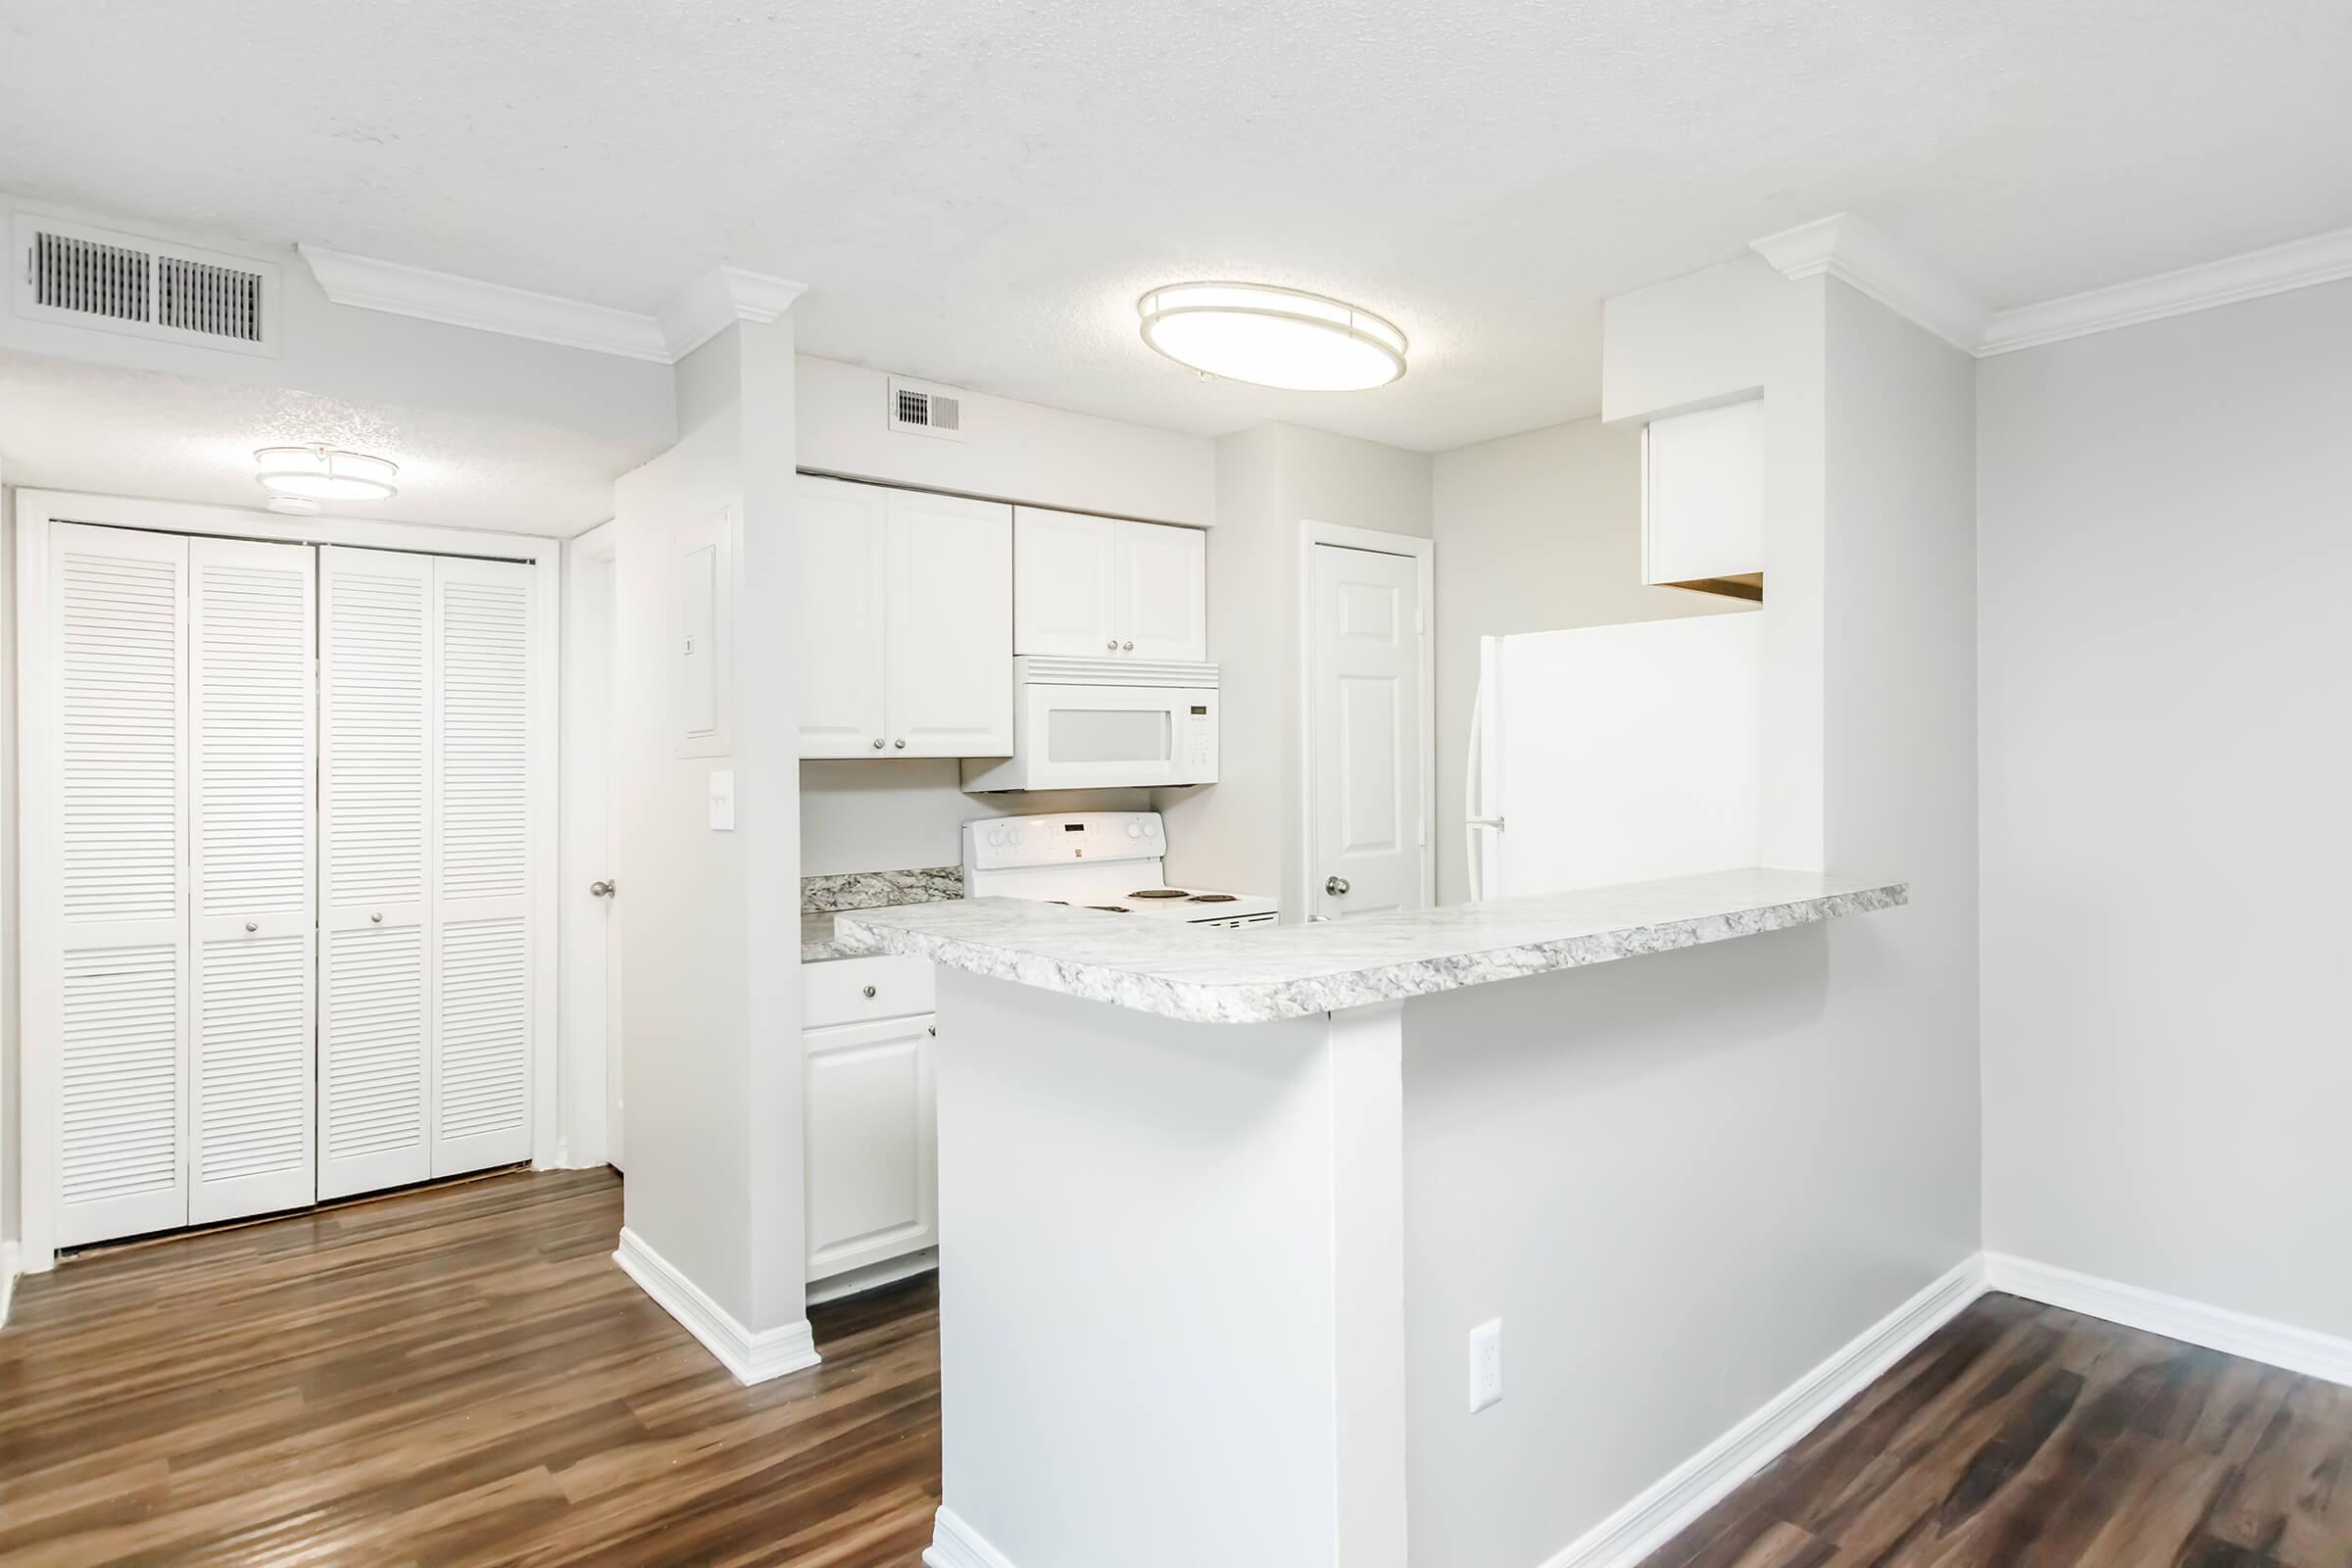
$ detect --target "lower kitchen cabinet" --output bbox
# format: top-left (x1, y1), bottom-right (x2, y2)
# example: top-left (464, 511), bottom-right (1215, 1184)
top-left (804, 956), bottom-right (938, 1284)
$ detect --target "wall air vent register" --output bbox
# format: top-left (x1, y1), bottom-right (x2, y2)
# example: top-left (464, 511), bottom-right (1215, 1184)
top-left (14, 212), bottom-right (280, 357)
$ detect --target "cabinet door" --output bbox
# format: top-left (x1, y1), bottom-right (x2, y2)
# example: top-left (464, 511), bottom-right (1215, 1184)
top-left (318, 547), bottom-right (433, 1200)
top-left (796, 476), bottom-right (890, 758)
top-left (805, 1013), bottom-right (937, 1281)
top-left (187, 537), bottom-right (318, 1225)
top-left (429, 556), bottom-right (536, 1179)
top-left (1013, 507), bottom-right (1120, 657)
top-left (1117, 520), bottom-right (1207, 662)
top-left (1643, 399), bottom-right (1764, 587)
top-left (48, 523), bottom-right (192, 1248)
top-left (885, 491), bottom-right (1012, 757)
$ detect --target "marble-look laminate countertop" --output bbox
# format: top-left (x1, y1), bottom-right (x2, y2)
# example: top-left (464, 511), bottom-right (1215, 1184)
top-left (835, 867), bottom-right (1906, 1024)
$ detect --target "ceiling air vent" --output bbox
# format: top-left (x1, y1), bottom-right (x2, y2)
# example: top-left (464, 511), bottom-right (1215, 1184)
top-left (888, 376), bottom-right (966, 441)
top-left (14, 212), bottom-right (279, 357)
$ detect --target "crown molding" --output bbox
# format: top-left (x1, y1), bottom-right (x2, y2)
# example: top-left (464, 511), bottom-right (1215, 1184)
top-left (298, 246), bottom-right (805, 365)
top-left (1749, 213), bottom-right (1991, 355)
top-left (1977, 224), bottom-right (2352, 355)
top-left (657, 266), bottom-right (809, 361)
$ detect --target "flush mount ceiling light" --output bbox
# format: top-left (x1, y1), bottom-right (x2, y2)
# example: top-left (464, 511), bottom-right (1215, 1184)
top-left (1136, 282), bottom-right (1407, 391)
top-left (253, 444), bottom-right (398, 502)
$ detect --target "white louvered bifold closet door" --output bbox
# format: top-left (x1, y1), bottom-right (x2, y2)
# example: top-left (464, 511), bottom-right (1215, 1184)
top-left (429, 556), bottom-right (535, 1176)
top-left (186, 538), bottom-right (317, 1225)
top-left (318, 547), bottom-right (435, 1200)
top-left (50, 523), bottom-right (191, 1248)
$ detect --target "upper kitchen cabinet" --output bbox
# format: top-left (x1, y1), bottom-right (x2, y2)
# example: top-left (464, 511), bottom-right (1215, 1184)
top-left (1015, 508), bottom-right (1206, 662)
top-left (1642, 398), bottom-right (1764, 602)
top-left (797, 475), bottom-right (1013, 759)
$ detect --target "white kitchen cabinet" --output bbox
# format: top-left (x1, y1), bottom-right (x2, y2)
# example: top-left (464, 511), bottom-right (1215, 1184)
top-left (796, 475), bottom-right (1012, 758)
top-left (804, 956), bottom-right (937, 1284)
top-left (1642, 398), bottom-right (1764, 597)
top-left (1015, 508), bottom-right (1206, 662)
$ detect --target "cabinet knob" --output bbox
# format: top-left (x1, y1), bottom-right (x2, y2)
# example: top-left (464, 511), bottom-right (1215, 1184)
top-left (862, 985), bottom-right (877, 999)
top-left (894, 738), bottom-right (906, 749)
top-left (1106, 640), bottom-right (1119, 651)
top-left (370, 911), bottom-right (384, 923)
top-left (244, 921), bottom-right (259, 933)
top-left (871, 737), bottom-right (885, 750)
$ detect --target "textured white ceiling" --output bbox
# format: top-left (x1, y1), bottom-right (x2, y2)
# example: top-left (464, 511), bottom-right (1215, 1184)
top-left (3, 0), bottom-right (2346, 451)
top-left (0, 351), bottom-right (651, 535)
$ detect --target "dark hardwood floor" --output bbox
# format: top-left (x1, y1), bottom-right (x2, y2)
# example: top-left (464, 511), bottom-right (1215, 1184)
top-left (1638, 1290), bottom-right (2352, 1568)
top-left (0, 1168), bottom-right (938, 1567)
top-left (5, 1174), bottom-right (2348, 1566)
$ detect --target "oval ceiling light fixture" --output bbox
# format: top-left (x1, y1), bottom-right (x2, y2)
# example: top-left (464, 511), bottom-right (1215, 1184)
top-left (1137, 282), bottom-right (1407, 391)
top-left (254, 444), bottom-right (399, 502)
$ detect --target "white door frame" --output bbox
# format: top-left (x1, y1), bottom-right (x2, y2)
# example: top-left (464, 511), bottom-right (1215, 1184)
top-left (13, 489), bottom-right (563, 1272)
top-left (1296, 521), bottom-right (1437, 922)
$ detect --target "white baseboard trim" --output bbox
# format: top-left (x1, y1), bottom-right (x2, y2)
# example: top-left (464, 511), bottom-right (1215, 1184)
top-left (807, 1248), bottom-right (938, 1307)
top-left (0, 1240), bottom-right (20, 1329)
top-left (1540, 1252), bottom-right (1989, 1568)
top-left (1985, 1252), bottom-right (2352, 1389)
top-left (612, 1226), bottom-right (821, 1387)
top-left (924, 1507), bottom-right (1019, 1568)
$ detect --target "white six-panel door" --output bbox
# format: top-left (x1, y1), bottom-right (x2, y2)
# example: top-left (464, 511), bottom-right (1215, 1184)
top-left (49, 523), bottom-right (192, 1248)
top-left (1307, 543), bottom-right (1428, 922)
top-left (187, 537), bottom-right (318, 1225)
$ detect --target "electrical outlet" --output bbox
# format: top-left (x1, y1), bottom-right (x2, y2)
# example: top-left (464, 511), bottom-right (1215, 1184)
top-left (1469, 1318), bottom-right (1503, 1413)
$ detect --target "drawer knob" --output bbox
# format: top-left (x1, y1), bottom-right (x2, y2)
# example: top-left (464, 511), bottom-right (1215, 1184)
top-left (862, 985), bottom-right (877, 999)
top-left (370, 911), bottom-right (384, 923)
top-left (245, 921), bottom-right (259, 933)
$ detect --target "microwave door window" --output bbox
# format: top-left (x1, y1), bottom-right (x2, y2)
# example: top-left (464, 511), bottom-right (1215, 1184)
top-left (1046, 708), bottom-right (1173, 764)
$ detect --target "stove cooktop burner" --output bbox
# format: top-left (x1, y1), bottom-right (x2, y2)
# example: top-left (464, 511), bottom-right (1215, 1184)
top-left (1186, 893), bottom-right (1238, 904)
top-left (1128, 888), bottom-right (1189, 900)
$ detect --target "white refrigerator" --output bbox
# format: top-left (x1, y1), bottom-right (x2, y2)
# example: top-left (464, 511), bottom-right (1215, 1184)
top-left (1465, 613), bottom-right (1764, 900)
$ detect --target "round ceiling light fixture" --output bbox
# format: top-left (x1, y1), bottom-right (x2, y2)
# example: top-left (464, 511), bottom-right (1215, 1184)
top-left (1136, 282), bottom-right (1407, 391)
top-left (253, 444), bottom-right (399, 502)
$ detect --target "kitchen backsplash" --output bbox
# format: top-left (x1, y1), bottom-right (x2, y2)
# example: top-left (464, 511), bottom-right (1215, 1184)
top-left (800, 865), bottom-right (963, 913)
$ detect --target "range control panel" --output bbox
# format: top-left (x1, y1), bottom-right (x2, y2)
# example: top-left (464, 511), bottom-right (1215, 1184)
top-left (966, 811), bottom-right (1164, 870)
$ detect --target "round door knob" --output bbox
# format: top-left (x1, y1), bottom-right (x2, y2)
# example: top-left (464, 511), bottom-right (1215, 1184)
top-left (871, 737), bottom-right (885, 750)
top-left (1325, 876), bottom-right (1351, 897)
top-left (894, 738), bottom-right (906, 749)
top-left (862, 985), bottom-right (877, 999)
top-left (369, 911), bottom-right (384, 923)
top-left (244, 921), bottom-right (259, 933)
top-left (1121, 641), bottom-right (1134, 651)
top-left (590, 880), bottom-right (615, 898)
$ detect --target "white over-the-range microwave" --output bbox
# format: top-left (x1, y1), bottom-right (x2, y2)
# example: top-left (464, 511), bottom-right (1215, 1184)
top-left (960, 657), bottom-right (1219, 791)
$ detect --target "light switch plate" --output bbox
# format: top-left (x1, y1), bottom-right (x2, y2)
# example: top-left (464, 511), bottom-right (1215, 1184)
top-left (708, 768), bottom-right (735, 831)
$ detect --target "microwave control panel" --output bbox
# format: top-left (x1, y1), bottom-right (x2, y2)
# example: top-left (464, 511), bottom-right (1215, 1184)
top-left (1183, 703), bottom-right (1215, 771)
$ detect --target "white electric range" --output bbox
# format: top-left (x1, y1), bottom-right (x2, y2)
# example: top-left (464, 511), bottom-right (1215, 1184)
top-left (961, 811), bottom-right (1279, 930)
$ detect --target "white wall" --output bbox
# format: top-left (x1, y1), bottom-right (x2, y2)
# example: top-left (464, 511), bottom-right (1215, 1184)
top-left (0, 193), bottom-right (676, 447)
top-left (611, 316), bottom-right (808, 1339)
top-left (1979, 279), bottom-right (2352, 1340)
top-left (796, 355), bottom-right (1215, 526)
top-left (1157, 424), bottom-right (1432, 906)
top-left (1429, 418), bottom-right (1740, 904)
top-left (1, 460), bottom-right (16, 1311)
top-left (1401, 277), bottom-right (1980, 1566)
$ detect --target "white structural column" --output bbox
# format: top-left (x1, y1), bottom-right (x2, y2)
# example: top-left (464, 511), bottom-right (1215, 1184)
top-left (925, 970), bottom-right (1407, 1568)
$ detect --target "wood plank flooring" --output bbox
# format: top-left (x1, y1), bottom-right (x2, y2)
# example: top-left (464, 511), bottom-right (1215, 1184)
top-left (6, 1173), bottom-right (2348, 1566)
top-left (1637, 1291), bottom-right (2352, 1568)
top-left (0, 1168), bottom-right (938, 1567)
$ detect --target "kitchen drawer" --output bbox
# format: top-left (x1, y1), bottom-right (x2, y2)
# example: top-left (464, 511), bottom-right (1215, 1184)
top-left (804, 954), bottom-right (936, 1028)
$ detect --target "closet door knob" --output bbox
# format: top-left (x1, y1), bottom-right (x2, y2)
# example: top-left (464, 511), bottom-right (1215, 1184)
top-left (369, 911), bottom-right (384, 923)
